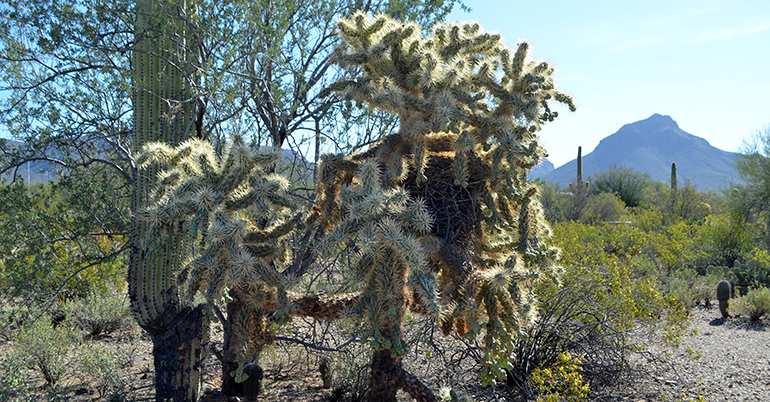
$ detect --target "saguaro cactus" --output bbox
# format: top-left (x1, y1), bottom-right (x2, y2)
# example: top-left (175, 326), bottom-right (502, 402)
top-left (671, 162), bottom-right (678, 190)
top-left (577, 146), bottom-right (584, 186)
top-left (130, 1), bottom-right (205, 400)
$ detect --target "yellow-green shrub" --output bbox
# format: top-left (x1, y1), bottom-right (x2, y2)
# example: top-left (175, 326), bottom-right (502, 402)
top-left (732, 287), bottom-right (770, 321)
top-left (530, 352), bottom-right (589, 402)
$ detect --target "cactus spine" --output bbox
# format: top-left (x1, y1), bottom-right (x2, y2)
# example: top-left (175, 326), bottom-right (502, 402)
top-left (671, 162), bottom-right (677, 190)
top-left (138, 137), bottom-right (307, 397)
top-left (324, 12), bottom-right (573, 399)
top-left (129, 1), bottom-right (205, 400)
top-left (716, 279), bottom-right (731, 318)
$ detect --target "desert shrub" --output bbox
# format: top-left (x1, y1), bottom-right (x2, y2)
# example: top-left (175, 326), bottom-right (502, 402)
top-left (0, 181), bottom-right (127, 304)
top-left (731, 287), bottom-right (770, 321)
top-left (504, 221), bottom-right (689, 397)
top-left (580, 192), bottom-right (628, 224)
top-left (664, 268), bottom-right (722, 309)
top-left (691, 213), bottom-right (755, 269)
top-left (539, 182), bottom-right (627, 224)
top-left (68, 290), bottom-right (131, 336)
top-left (76, 343), bottom-right (132, 400)
top-left (0, 353), bottom-right (33, 401)
top-left (12, 315), bottom-right (77, 385)
top-left (530, 352), bottom-right (589, 402)
top-left (590, 164), bottom-right (654, 208)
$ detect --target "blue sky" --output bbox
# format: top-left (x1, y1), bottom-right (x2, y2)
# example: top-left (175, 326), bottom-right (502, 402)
top-left (449, 0), bottom-right (770, 167)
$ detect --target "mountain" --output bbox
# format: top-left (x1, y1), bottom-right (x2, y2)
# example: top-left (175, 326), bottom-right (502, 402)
top-left (530, 158), bottom-right (555, 179)
top-left (543, 114), bottom-right (739, 191)
top-left (1, 139), bottom-right (58, 183)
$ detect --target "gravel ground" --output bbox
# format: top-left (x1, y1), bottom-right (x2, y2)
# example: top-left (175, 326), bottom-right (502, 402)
top-left (606, 305), bottom-right (770, 402)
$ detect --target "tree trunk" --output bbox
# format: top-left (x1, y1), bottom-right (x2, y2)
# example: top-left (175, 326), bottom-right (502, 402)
top-left (221, 293), bottom-right (243, 396)
top-left (366, 349), bottom-right (437, 402)
top-left (151, 305), bottom-right (208, 402)
top-left (220, 292), bottom-right (264, 398)
top-left (367, 349), bottom-right (404, 402)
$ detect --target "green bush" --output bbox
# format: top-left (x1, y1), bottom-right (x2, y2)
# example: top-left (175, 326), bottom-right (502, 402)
top-left (77, 343), bottom-right (132, 400)
top-left (530, 352), bottom-right (590, 402)
top-left (664, 268), bottom-right (721, 309)
top-left (732, 287), bottom-right (770, 321)
top-left (12, 316), bottom-right (77, 385)
top-left (0, 353), bottom-right (32, 401)
top-left (68, 290), bottom-right (132, 336)
top-left (505, 221), bottom-right (689, 398)
top-left (590, 164), bottom-right (654, 208)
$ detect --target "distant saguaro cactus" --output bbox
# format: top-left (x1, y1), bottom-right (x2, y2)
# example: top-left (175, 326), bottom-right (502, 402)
top-left (671, 162), bottom-right (678, 190)
top-left (321, 12), bottom-right (574, 400)
top-left (577, 146), bottom-right (584, 186)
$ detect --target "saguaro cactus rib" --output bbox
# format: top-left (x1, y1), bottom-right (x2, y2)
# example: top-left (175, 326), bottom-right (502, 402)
top-left (129, 0), bottom-right (204, 400)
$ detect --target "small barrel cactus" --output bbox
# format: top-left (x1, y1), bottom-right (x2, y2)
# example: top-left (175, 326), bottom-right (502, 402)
top-left (716, 279), bottom-right (732, 318)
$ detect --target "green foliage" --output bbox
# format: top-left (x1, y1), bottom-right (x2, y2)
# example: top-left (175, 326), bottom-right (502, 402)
top-left (506, 221), bottom-right (689, 397)
top-left (731, 286), bottom-right (770, 321)
top-left (691, 213), bottom-right (754, 268)
top-left (0, 181), bottom-right (127, 303)
top-left (530, 352), bottom-right (590, 402)
top-left (664, 268), bottom-right (721, 309)
top-left (12, 315), bottom-right (77, 385)
top-left (731, 125), bottom-right (770, 248)
top-left (68, 290), bottom-right (132, 336)
top-left (0, 353), bottom-right (31, 401)
top-left (76, 343), bottom-right (132, 400)
top-left (590, 164), bottom-right (654, 208)
top-left (540, 181), bottom-right (627, 224)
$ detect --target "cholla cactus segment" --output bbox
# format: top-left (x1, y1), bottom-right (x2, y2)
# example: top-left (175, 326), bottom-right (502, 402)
top-left (138, 137), bottom-right (301, 304)
top-left (318, 159), bottom-right (434, 350)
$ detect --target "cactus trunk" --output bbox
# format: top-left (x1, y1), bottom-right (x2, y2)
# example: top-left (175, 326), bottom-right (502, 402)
top-left (130, 0), bottom-right (205, 400)
top-left (671, 162), bottom-right (678, 190)
top-left (367, 346), bottom-right (437, 402)
top-left (367, 348), bottom-right (404, 402)
top-left (577, 146), bottom-right (583, 186)
top-left (719, 299), bottom-right (729, 318)
top-left (151, 305), bottom-right (207, 401)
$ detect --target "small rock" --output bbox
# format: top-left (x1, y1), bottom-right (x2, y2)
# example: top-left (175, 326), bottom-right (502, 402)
top-left (74, 388), bottom-right (92, 396)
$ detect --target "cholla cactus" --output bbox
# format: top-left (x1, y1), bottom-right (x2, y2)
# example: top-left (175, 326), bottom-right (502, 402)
top-left (137, 136), bottom-right (302, 393)
top-left (322, 12), bottom-right (573, 392)
top-left (318, 159), bottom-right (437, 401)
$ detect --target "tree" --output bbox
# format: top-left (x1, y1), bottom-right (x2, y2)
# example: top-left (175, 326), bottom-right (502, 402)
top-left (1, 0), bottom-right (464, 400)
top-left (318, 12), bottom-right (574, 401)
top-left (732, 125), bottom-right (770, 249)
top-left (590, 164), bottom-right (653, 208)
